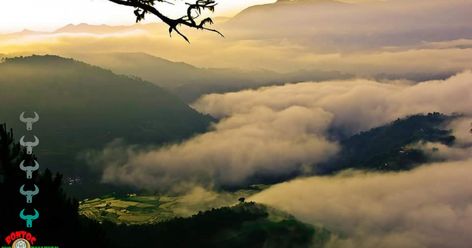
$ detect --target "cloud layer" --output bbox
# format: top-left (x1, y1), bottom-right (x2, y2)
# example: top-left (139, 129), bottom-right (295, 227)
top-left (100, 105), bottom-right (338, 190)
top-left (95, 71), bottom-right (472, 191)
top-left (251, 159), bottom-right (472, 248)
top-left (194, 71), bottom-right (472, 134)
top-left (2, 0), bottom-right (472, 78)
top-left (250, 118), bottom-right (472, 247)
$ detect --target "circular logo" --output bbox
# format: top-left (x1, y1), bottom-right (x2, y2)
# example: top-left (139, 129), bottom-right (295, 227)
top-left (12, 238), bottom-right (30, 248)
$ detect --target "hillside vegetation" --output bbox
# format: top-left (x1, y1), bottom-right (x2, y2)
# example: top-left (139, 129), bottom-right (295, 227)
top-left (319, 113), bottom-right (456, 173)
top-left (0, 55), bottom-right (213, 178)
top-left (102, 202), bottom-right (329, 248)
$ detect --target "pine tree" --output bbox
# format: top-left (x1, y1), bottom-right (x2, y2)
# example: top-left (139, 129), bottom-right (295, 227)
top-left (0, 123), bottom-right (105, 247)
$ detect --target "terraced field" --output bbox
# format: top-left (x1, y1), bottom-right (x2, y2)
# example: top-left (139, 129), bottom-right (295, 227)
top-left (79, 186), bottom-right (268, 224)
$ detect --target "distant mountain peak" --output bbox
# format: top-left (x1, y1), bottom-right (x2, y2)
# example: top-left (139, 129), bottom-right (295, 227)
top-left (230, 0), bottom-right (348, 24)
top-left (54, 23), bottom-right (130, 33)
top-left (276, 0), bottom-right (342, 4)
top-left (18, 29), bottom-right (35, 34)
top-left (2, 54), bottom-right (77, 66)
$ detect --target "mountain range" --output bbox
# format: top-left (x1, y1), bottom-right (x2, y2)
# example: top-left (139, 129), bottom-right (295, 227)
top-left (226, 0), bottom-right (472, 50)
top-left (73, 52), bottom-right (351, 102)
top-left (0, 55), bottom-right (213, 178)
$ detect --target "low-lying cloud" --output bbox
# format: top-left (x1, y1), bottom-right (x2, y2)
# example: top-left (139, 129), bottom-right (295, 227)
top-left (250, 160), bottom-right (472, 248)
top-left (95, 71), bottom-right (472, 191)
top-left (194, 71), bottom-right (472, 134)
top-left (415, 118), bottom-right (472, 161)
top-left (250, 118), bottom-right (472, 248)
top-left (99, 105), bottom-right (338, 190)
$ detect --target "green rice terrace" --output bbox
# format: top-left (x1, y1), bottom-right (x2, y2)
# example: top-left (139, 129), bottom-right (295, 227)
top-left (79, 186), bottom-right (269, 224)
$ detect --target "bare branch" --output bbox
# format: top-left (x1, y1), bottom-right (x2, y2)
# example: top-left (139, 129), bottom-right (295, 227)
top-left (108, 0), bottom-right (224, 42)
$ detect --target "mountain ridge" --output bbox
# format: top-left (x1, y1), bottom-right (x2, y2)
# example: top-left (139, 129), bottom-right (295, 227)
top-left (0, 55), bottom-right (213, 180)
top-left (73, 52), bottom-right (351, 102)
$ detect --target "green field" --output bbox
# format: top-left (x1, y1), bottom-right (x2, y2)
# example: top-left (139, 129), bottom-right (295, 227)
top-left (79, 186), bottom-right (268, 224)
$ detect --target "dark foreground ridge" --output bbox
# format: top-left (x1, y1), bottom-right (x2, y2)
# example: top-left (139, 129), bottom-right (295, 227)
top-left (101, 202), bottom-right (329, 248)
top-left (0, 123), bottom-right (328, 248)
top-left (0, 55), bottom-right (214, 196)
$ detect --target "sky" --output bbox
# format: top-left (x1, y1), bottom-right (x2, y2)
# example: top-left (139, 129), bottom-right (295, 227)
top-left (0, 0), bottom-right (275, 33)
top-left (1, 0), bottom-right (470, 75)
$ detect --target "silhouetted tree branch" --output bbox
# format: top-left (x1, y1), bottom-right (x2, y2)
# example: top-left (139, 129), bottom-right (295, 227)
top-left (108, 0), bottom-right (223, 42)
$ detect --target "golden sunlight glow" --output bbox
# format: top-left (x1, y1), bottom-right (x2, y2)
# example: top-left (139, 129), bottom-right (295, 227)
top-left (0, 0), bottom-right (275, 33)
